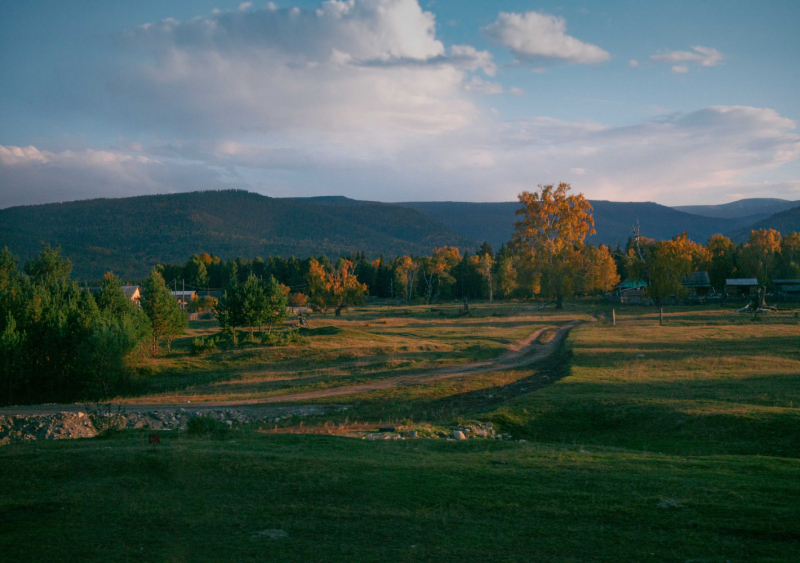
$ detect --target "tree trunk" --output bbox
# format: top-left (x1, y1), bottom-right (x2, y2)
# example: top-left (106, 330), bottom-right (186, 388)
top-left (556, 293), bottom-right (563, 309)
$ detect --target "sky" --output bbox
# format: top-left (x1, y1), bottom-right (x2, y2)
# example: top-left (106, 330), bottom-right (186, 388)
top-left (1, 0), bottom-right (799, 208)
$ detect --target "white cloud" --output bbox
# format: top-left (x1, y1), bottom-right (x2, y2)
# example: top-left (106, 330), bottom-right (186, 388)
top-left (629, 59), bottom-right (639, 68)
top-left (107, 0), bottom-right (494, 136)
top-left (0, 145), bottom-right (232, 208)
top-left (672, 65), bottom-right (688, 74)
top-left (2, 106), bottom-right (799, 206)
top-left (481, 11), bottom-right (610, 64)
top-left (651, 45), bottom-right (723, 70)
top-left (463, 76), bottom-right (504, 95)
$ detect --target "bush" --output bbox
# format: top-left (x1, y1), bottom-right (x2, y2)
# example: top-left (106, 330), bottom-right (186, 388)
top-left (187, 415), bottom-right (230, 437)
top-left (261, 328), bottom-right (301, 346)
top-left (190, 336), bottom-right (218, 355)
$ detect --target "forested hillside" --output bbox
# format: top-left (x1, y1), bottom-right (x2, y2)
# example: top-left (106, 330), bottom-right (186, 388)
top-left (674, 198), bottom-right (800, 219)
top-left (395, 200), bottom-right (758, 249)
top-left (728, 205), bottom-right (800, 242)
top-left (0, 191), bottom-right (474, 279)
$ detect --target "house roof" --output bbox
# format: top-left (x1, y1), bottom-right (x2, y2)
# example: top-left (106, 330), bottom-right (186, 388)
top-left (725, 278), bottom-right (758, 286)
top-left (121, 285), bottom-right (140, 298)
top-left (772, 279), bottom-right (800, 285)
top-left (682, 271), bottom-right (711, 287)
top-left (170, 290), bottom-right (197, 296)
top-left (615, 279), bottom-right (648, 290)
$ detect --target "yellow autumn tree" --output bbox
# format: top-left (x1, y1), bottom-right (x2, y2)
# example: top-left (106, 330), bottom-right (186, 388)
top-left (420, 246), bottom-right (461, 303)
top-left (739, 229), bottom-right (782, 286)
top-left (510, 182), bottom-right (595, 308)
top-left (469, 252), bottom-right (495, 303)
top-left (646, 232), bottom-right (707, 303)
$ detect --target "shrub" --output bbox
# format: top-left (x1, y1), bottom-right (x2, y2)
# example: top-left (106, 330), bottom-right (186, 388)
top-left (190, 336), bottom-right (218, 355)
top-left (187, 415), bottom-right (230, 437)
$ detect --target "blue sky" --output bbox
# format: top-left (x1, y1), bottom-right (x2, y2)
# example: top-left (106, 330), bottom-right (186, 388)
top-left (1, 0), bottom-right (799, 207)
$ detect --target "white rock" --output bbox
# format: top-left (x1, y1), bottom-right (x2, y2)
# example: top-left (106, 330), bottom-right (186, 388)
top-left (452, 430), bottom-right (466, 440)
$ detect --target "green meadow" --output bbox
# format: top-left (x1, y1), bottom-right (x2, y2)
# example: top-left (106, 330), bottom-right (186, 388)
top-left (2, 304), bottom-right (799, 562)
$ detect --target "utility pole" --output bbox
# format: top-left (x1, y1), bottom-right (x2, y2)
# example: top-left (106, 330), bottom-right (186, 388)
top-left (612, 309), bottom-right (616, 326)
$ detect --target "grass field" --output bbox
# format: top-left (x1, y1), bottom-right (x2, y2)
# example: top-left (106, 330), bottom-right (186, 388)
top-left (2, 302), bottom-right (800, 561)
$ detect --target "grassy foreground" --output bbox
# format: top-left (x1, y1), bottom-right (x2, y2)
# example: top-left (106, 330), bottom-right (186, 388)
top-left (2, 304), bottom-right (800, 561)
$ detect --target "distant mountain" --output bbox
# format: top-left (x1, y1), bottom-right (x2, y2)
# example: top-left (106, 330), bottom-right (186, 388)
top-left (727, 205), bottom-right (800, 242)
top-left (0, 191), bottom-right (475, 280)
top-left (396, 200), bottom-right (759, 250)
top-left (673, 198), bottom-right (800, 219)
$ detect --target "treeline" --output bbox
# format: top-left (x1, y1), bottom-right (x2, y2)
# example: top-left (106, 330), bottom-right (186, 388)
top-left (154, 240), bottom-right (619, 306)
top-left (0, 246), bottom-right (186, 406)
top-left (613, 228), bottom-right (800, 299)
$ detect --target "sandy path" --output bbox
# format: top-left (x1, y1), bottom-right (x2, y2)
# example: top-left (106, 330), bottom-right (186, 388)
top-left (0, 322), bottom-right (580, 415)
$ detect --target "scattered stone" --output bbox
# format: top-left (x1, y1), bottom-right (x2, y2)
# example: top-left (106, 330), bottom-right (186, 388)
top-left (252, 529), bottom-right (289, 539)
top-left (657, 499), bottom-right (684, 509)
top-left (365, 432), bottom-right (402, 441)
top-left (636, 354), bottom-right (645, 359)
top-left (452, 430), bottom-right (466, 440)
top-left (518, 439), bottom-right (526, 443)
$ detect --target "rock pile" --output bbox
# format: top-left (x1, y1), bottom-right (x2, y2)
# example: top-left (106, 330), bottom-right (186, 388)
top-left (0, 405), bottom-right (342, 446)
top-left (0, 412), bottom-right (98, 445)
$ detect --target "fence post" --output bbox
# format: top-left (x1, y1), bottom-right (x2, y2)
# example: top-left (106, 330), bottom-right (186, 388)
top-left (612, 309), bottom-right (616, 326)
top-left (660, 307), bottom-right (663, 326)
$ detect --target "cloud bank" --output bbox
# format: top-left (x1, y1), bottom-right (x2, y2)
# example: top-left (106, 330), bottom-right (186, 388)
top-left (1, 1), bottom-right (798, 209)
top-left (481, 11), bottom-right (610, 64)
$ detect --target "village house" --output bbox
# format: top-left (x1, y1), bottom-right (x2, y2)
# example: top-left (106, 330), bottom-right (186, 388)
top-left (613, 279), bottom-right (648, 304)
top-left (724, 278), bottom-right (758, 298)
top-left (681, 271), bottom-right (713, 299)
top-left (121, 285), bottom-right (141, 305)
top-left (170, 290), bottom-right (197, 310)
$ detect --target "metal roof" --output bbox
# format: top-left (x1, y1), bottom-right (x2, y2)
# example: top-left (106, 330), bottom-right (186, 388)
top-left (615, 279), bottom-right (648, 290)
top-left (725, 278), bottom-right (758, 286)
top-left (682, 271), bottom-right (711, 287)
top-left (121, 285), bottom-right (140, 298)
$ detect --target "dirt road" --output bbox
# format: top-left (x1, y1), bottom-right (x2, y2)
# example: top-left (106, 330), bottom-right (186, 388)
top-left (0, 322), bottom-right (578, 415)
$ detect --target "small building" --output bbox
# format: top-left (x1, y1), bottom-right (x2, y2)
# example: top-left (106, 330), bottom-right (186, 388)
top-left (682, 271), bottom-right (712, 297)
top-left (614, 279), bottom-right (648, 304)
top-left (170, 290), bottom-right (197, 310)
top-left (121, 285), bottom-right (141, 304)
top-left (725, 278), bottom-right (758, 298)
top-left (772, 279), bottom-right (800, 293)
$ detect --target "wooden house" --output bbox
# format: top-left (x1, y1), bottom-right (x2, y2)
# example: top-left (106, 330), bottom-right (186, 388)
top-left (170, 290), bottom-right (197, 310)
top-left (724, 278), bottom-right (758, 298)
top-left (682, 271), bottom-right (712, 297)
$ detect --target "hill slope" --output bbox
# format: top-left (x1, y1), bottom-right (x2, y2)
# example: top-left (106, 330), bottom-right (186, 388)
top-left (674, 198), bottom-right (800, 219)
top-left (0, 191), bottom-right (475, 279)
top-left (727, 205), bottom-right (800, 242)
top-left (396, 200), bottom-right (758, 249)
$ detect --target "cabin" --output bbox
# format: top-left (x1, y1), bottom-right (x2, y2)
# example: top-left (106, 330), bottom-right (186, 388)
top-left (170, 290), bottom-right (197, 310)
top-left (724, 278), bottom-right (758, 298)
top-left (121, 285), bottom-right (141, 305)
top-left (614, 279), bottom-right (648, 304)
top-left (682, 271), bottom-right (712, 298)
top-left (84, 284), bottom-right (141, 305)
top-left (772, 279), bottom-right (800, 294)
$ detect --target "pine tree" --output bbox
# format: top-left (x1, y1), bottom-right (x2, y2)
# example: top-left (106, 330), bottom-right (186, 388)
top-left (141, 269), bottom-right (186, 355)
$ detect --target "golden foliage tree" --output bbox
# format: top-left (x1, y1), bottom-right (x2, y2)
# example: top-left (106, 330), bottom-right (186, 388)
top-left (510, 183), bottom-right (595, 308)
top-left (469, 252), bottom-right (495, 303)
top-left (739, 229), bottom-right (782, 286)
top-left (706, 234), bottom-right (735, 290)
top-left (646, 232), bottom-right (706, 302)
